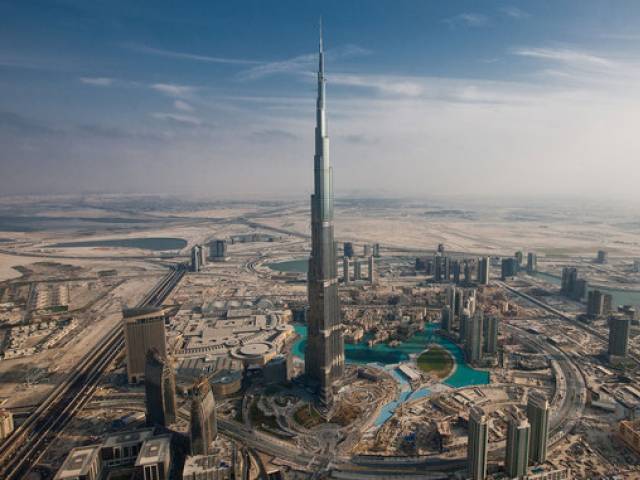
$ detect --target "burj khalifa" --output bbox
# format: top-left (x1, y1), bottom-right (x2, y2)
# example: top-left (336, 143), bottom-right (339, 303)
top-left (304, 24), bottom-right (345, 406)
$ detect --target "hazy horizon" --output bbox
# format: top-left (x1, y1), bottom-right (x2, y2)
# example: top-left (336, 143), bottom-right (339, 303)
top-left (3, 0), bottom-right (640, 199)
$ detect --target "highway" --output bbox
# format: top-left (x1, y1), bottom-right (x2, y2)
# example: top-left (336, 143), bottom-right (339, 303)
top-left (0, 264), bottom-right (186, 480)
top-left (499, 280), bottom-right (640, 365)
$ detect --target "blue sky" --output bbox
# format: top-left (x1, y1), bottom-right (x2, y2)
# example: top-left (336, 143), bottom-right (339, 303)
top-left (2, 0), bottom-right (640, 198)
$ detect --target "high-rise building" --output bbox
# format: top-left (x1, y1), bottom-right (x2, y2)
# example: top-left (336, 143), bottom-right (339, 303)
top-left (344, 242), bottom-right (354, 258)
top-left (373, 243), bottom-right (381, 257)
top-left (467, 406), bottom-right (489, 480)
top-left (460, 309), bottom-right (471, 344)
top-left (208, 239), bottom-right (227, 262)
top-left (190, 378), bottom-right (217, 455)
top-left (343, 242), bottom-right (354, 258)
top-left (501, 257), bottom-right (519, 280)
top-left (263, 354), bottom-right (293, 385)
top-left (560, 267), bottom-right (588, 301)
top-left (464, 261), bottom-right (474, 283)
top-left (123, 307), bottom-right (169, 383)
top-left (477, 257), bottom-right (490, 285)
top-left (433, 255), bottom-right (451, 282)
top-left (527, 391), bottom-right (550, 464)
top-left (465, 288), bottom-right (477, 316)
top-left (363, 244), bottom-right (371, 257)
top-left (483, 314), bottom-right (499, 355)
top-left (596, 249), bottom-right (608, 264)
top-left (368, 255), bottom-right (376, 284)
top-left (304, 26), bottom-right (345, 406)
top-left (587, 290), bottom-right (612, 318)
top-left (454, 290), bottom-right (464, 316)
top-left (441, 306), bottom-right (452, 333)
top-left (634, 260), bottom-right (640, 273)
top-left (560, 267), bottom-right (577, 295)
top-left (505, 409), bottom-right (531, 479)
top-left (197, 245), bottom-right (206, 268)
top-left (343, 256), bottom-right (350, 284)
top-left (466, 310), bottom-right (484, 365)
top-left (608, 316), bottom-right (631, 358)
top-left (526, 253), bottom-right (537, 273)
top-left (354, 260), bottom-right (362, 281)
top-left (145, 348), bottom-right (177, 427)
top-left (515, 251), bottom-right (524, 266)
top-left (190, 246), bottom-right (201, 272)
top-left (447, 285), bottom-right (458, 312)
top-left (452, 260), bottom-right (462, 284)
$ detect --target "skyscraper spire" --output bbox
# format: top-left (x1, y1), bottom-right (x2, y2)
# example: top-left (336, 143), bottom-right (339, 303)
top-left (305, 23), bottom-right (344, 407)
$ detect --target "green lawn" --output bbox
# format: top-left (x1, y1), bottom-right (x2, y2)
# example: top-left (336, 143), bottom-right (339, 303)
top-left (417, 345), bottom-right (454, 379)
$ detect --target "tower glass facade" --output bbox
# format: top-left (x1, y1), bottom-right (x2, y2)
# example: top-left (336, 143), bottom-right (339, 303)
top-left (527, 390), bottom-right (550, 464)
top-left (505, 411), bottom-right (531, 478)
top-left (144, 349), bottom-right (177, 427)
top-left (467, 406), bottom-right (489, 480)
top-left (305, 26), bottom-right (345, 406)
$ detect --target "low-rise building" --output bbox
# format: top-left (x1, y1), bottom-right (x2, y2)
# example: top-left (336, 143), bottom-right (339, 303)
top-left (54, 446), bottom-right (102, 480)
top-left (135, 434), bottom-right (172, 480)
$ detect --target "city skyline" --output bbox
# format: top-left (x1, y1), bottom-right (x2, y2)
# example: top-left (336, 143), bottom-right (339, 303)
top-left (2, 1), bottom-right (640, 199)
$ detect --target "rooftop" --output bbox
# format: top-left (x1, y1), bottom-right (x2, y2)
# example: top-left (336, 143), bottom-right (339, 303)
top-left (135, 434), bottom-right (172, 466)
top-left (103, 428), bottom-right (154, 448)
top-left (54, 446), bottom-right (101, 479)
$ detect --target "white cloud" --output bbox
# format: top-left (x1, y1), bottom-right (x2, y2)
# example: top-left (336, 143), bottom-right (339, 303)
top-left (500, 6), bottom-right (530, 19)
top-left (443, 13), bottom-right (490, 28)
top-left (80, 77), bottom-right (115, 86)
top-left (331, 74), bottom-right (424, 97)
top-left (150, 83), bottom-right (196, 97)
top-left (237, 45), bottom-right (372, 81)
top-left (237, 53), bottom-right (317, 81)
top-left (125, 44), bottom-right (261, 65)
top-left (151, 112), bottom-right (202, 125)
top-left (174, 100), bottom-right (194, 112)
top-left (512, 47), bottom-right (614, 69)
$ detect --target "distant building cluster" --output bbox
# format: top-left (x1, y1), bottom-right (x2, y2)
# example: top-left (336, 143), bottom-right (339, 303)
top-left (28, 283), bottom-right (69, 312)
top-left (342, 252), bottom-right (376, 285)
top-left (2, 316), bottom-right (78, 359)
top-left (439, 285), bottom-right (500, 367)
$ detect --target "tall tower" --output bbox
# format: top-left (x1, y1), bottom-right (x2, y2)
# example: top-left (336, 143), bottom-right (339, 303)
top-left (467, 406), bottom-right (489, 480)
top-left (145, 348), bottom-right (177, 427)
top-left (123, 306), bottom-right (168, 383)
top-left (608, 315), bottom-right (631, 359)
top-left (483, 314), bottom-right (499, 355)
top-left (505, 409), bottom-right (531, 478)
top-left (477, 256), bottom-right (490, 285)
top-left (527, 390), bottom-right (550, 464)
top-left (466, 310), bottom-right (484, 365)
top-left (190, 377), bottom-right (217, 455)
top-left (305, 22), bottom-right (345, 406)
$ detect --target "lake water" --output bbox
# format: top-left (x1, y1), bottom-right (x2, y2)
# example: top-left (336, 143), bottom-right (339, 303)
top-left (51, 237), bottom-right (187, 251)
top-left (292, 323), bottom-right (489, 389)
top-left (531, 271), bottom-right (640, 307)
top-left (267, 258), bottom-right (308, 273)
top-left (293, 322), bottom-right (488, 426)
